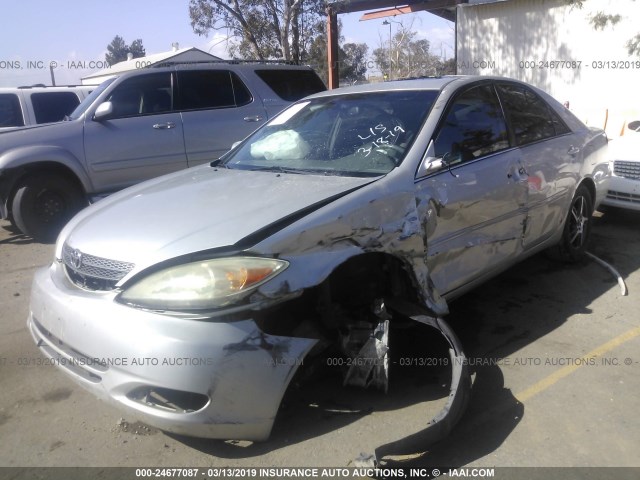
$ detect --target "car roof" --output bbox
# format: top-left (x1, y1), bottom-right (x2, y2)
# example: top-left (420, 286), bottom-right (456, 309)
top-left (305, 76), bottom-right (463, 98)
top-left (304, 75), bottom-right (531, 99)
top-left (0, 85), bottom-right (93, 92)
top-left (115, 61), bottom-right (317, 77)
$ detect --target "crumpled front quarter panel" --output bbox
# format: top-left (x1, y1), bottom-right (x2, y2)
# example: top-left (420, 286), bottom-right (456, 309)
top-left (253, 172), bottom-right (448, 315)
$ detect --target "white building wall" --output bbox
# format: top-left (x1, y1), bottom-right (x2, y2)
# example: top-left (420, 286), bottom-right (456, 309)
top-left (457, 0), bottom-right (640, 137)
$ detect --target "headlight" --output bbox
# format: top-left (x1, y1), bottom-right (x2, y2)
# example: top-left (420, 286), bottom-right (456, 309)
top-left (118, 257), bottom-right (288, 311)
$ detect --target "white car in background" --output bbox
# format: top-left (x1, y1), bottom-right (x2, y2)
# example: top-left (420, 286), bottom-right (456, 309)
top-left (601, 120), bottom-right (640, 211)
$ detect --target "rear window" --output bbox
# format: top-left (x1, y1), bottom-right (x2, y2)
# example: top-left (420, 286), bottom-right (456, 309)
top-left (31, 92), bottom-right (81, 124)
top-left (496, 83), bottom-right (569, 146)
top-left (255, 69), bottom-right (326, 101)
top-left (177, 70), bottom-right (252, 110)
top-left (0, 93), bottom-right (24, 127)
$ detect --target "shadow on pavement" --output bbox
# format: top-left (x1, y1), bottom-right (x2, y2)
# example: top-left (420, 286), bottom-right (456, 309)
top-left (0, 222), bottom-right (37, 245)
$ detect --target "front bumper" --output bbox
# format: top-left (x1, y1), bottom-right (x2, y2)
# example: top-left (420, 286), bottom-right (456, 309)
top-left (601, 175), bottom-right (640, 211)
top-left (28, 262), bottom-right (316, 440)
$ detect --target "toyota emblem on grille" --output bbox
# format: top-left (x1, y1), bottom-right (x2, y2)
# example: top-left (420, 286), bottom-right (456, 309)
top-left (70, 249), bottom-right (83, 269)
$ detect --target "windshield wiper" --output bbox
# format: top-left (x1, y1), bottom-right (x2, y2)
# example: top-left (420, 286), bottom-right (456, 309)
top-left (209, 158), bottom-right (229, 168)
top-left (248, 166), bottom-right (306, 174)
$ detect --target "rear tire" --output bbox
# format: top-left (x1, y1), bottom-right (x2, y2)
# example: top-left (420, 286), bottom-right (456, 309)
top-left (11, 174), bottom-right (86, 242)
top-left (552, 184), bottom-right (593, 262)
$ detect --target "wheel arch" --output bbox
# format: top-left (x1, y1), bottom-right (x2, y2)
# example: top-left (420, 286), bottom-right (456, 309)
top-left (3, 161), bottom-right (88, 217)
top-left (577, 176), bottom-right (596, 206)
top-left (254, 249), bottom-right (437, 338)
top-left (321, 251), bottom-right (424, 307)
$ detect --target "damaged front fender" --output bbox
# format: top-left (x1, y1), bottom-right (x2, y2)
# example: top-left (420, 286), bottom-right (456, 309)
top-left (252, 175), bottom-right (448, 316)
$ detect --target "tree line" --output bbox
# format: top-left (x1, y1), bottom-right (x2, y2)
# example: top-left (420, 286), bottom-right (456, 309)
top-left (187, 0), bottom-right (454, 84)
top-left (105, 0), bottom-right (637, 83)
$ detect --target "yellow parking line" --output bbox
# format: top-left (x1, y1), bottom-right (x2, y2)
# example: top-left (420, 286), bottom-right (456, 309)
top-left (516, 325), bottom-right (640, 403)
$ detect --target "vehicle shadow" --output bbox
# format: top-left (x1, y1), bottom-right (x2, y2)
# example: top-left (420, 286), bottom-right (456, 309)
top-left (590, 207), bottom-right (640, 280)
top-left (172, 208), bottom-right (639, 466)
top-left (0, 222), bottom-right (36, 245)
top-left (376, 365), bottom-right (523, 472)
top-left (375, 207), bottom-right (640, 469)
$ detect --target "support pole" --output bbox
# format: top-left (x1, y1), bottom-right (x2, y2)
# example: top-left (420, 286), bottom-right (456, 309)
top-left (327, 8), bottom-right (339, 89)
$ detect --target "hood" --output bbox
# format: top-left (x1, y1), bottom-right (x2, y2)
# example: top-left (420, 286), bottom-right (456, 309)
top-left (62, 165), bottom-right (376, 273)
top-left (0, 119), bottom-right (81, 151)
top-left (0, 119), bottom-right (76, 136)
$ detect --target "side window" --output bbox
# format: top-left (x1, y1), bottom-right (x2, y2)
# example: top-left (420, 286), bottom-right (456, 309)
top-left (550, 108), bottom-right (571, 136)
top-left (31, 92), bottom-right (81, 124)
top-left (0, 93), bottom-right (24, 127)
top-left (177, 70), bottom-right (252, 110)
top-left (255, 69), bottom-right (326, 101)
top-left (497, 83), bottom-right (568, 145)
top-left (433, 85), bottom-right (509, 165)
top-left (106, 73), bottom-right (173, 118)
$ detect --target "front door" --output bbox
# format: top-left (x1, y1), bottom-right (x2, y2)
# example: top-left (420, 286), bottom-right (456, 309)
top-left (416, 83), bottom-right (528, 296)
top-left (83, 72), bottom-right (187, 193)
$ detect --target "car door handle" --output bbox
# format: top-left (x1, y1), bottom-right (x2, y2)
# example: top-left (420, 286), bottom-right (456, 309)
top-left (507, 164), bottom-right (528, 181)
top-left (153, 122), bottom-right (176, 129)
top-left (567, 145), bottom-right (580, 156)
top-left (243, 116), bottom-right (263, 122)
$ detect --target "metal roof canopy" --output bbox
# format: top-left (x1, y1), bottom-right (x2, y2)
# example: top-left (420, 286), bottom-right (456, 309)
top-left (325, 0), bottom-right (467, 88)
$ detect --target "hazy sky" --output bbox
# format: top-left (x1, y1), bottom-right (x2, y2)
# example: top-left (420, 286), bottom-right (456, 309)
top-left (0, 0), bottom-right (454, 87)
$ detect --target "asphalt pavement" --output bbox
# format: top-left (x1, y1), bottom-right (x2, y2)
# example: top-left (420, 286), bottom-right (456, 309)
top-left (0, 208), bottom-right (638, 475)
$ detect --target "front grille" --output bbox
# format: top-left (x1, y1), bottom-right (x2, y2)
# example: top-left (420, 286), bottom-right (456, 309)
top-left (62, 243), bottom-right (134, 291)
top-left (613, 161), bottom-right (640, 180)
top-left (606, 190), bottom-right (640, 204)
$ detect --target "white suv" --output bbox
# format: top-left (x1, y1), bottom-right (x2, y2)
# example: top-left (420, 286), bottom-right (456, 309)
top-left (0, 85), bottom-right (94, 131)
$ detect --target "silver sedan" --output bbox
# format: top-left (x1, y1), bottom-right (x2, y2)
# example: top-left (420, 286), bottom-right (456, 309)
top-left (28, 76), bottom-right (609, 441)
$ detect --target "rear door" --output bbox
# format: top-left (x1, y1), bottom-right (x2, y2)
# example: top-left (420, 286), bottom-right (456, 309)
top-left (177, 70), bottom-right (269, 166)
top-left (496, 82), bottom-right (576, 249)
top-left (83, 71), bottom-right (187, 193)
top-left (416, 83), bottom-right (528, 296)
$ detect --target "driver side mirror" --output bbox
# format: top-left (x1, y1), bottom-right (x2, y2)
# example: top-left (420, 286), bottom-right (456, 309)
top-left (93, 101), bottom-right (113, 121)
top-left (418, 140), bottom-right (460, 179)
top-left (418, 140), bottom-right (445, 176)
